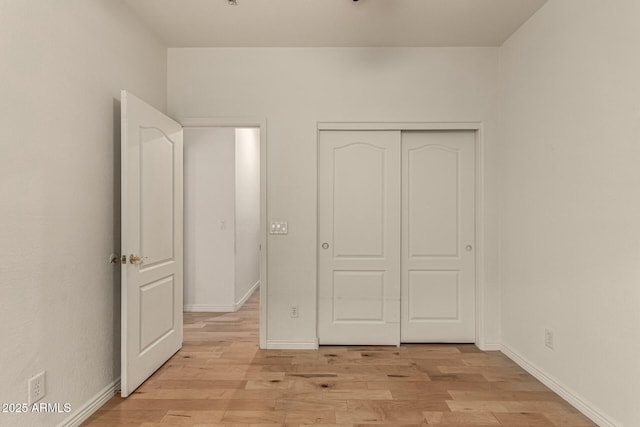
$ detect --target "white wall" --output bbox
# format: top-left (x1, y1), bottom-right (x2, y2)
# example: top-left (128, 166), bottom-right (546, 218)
top-left (234, 128), bottom-right (261, 303)
top-left (168, 48), bottom-right (502, 347)
top-left (0, 1), bottom-right (166, 426)
top-left (499, 1), bottom-right (640, 425)
top-left (184, 127), bottom-right (236, 310)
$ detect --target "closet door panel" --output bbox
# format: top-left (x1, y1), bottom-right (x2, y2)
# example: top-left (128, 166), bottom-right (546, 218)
top-left (318, 130), bottom-right (401, 345)
top-left (401, 131), bottom-right (476, 343)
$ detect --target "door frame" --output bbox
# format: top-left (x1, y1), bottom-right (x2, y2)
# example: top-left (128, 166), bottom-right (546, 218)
top-left (316, 122), bottom-right (490, 350)
top-left (181, 117), bottom-right (268, 349)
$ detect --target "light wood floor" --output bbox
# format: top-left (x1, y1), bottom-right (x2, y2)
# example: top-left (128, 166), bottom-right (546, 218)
top-left (84, 291), bottom-right (595, 426)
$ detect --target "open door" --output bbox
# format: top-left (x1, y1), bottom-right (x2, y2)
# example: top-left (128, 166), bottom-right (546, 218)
top-left (121, 91), bottom-right (183, 397)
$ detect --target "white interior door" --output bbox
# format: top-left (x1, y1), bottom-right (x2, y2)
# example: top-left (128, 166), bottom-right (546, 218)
top-left (121, 91), bottom-right (183, 397)
top-left (401, 131), bottom-right (475, 342)
top-left (318, 131), bottom-right (401, 345)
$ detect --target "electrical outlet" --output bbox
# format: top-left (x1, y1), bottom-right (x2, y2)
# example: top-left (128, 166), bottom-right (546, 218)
top-left (545, 329), bottom-right (554, 350)
top-left (28, 371), bottom-right (46, 405)
top-left (290, 304), bottom-right (299, 318)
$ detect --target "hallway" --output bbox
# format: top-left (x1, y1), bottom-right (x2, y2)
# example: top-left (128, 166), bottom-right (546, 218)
top-left (84, 291), bottom-right (594, 426)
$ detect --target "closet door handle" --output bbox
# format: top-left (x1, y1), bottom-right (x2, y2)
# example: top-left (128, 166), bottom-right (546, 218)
top-left (322, 243), bottom-right (329, 250)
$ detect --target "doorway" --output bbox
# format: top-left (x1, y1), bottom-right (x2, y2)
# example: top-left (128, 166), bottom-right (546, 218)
top-left (183, 127), bottom-right (261, 313)
top-left (181, 119), bottom-right (267, 349)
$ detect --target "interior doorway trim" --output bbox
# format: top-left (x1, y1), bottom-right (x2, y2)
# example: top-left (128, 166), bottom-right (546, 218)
top-left (318, 122), bottom-right (481, 131)
top-left (316, 121), bottom-right (491, 350)
top-left (181, 117), bottom-right (268, 349)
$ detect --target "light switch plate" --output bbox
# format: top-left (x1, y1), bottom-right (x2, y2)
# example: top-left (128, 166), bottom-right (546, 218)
top-left (270, 221), bottom-right (288, 235)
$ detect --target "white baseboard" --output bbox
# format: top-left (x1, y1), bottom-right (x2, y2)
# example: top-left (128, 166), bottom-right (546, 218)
top-left (184, 281), bottom-right (260, 313)
top-left (501, 344), bottom-right (621, 427)
top-left (234, 280), bottom-right (260, 311)
top-left (183, 304), bottom-right (235, 312)
top-left (58, 377), bottom-right (120, 427)
top-left (266, 339), bottom-right (319, 350)
top-left (477, 341), bottom-right (501, 351)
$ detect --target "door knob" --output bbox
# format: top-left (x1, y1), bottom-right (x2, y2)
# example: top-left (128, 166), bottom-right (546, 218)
top-left (108, 253), bottom-right (127, 264)
top-left (322, 243), bottom-right (329, 250)
top-left (129, 254), bottom-right (148, 265)
top-left (465, 245), bottom-right (473, 252)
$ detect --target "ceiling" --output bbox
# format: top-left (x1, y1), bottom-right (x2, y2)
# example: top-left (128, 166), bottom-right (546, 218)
top-left (123, 0), bottom-right (548, 48)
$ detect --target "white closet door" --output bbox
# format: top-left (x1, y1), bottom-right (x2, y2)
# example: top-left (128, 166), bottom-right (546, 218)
top-left (401, 131), bottom-right (476, 342)
top-left (318, 131), bottom-right (401, 345)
